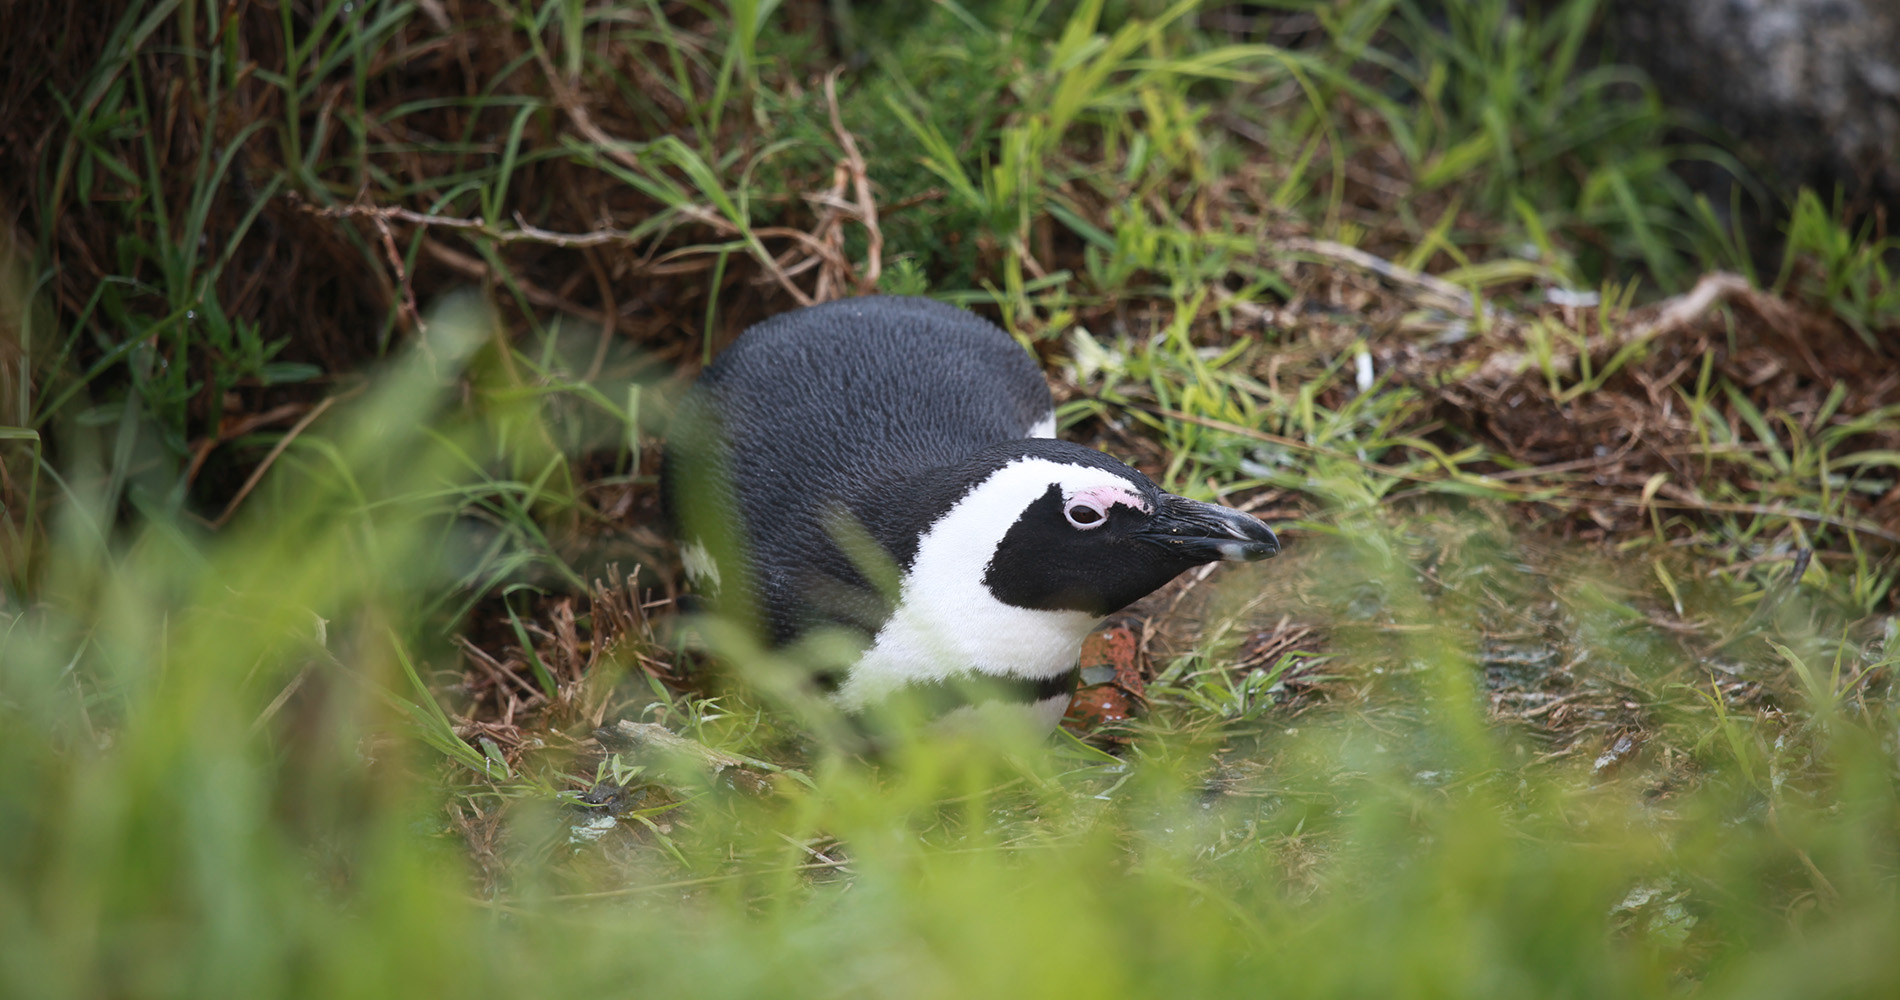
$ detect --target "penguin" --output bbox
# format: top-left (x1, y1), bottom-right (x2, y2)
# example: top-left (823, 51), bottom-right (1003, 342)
top-left (662, 296), bottom-right (1280, 731)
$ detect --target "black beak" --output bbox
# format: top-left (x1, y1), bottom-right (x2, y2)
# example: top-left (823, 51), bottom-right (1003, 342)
top-left (1138, 495), bottom-right (1281, 563)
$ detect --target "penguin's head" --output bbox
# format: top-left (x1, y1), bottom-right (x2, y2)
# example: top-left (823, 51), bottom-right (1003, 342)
top-left (894, 439), bottom-right (1279, 622)
top-left (823, 439), bottom-right (1282, 719)
top-left (966, 441), bottom-right (1278, 617)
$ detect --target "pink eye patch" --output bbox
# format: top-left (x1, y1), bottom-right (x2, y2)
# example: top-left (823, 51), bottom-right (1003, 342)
top-left (1066, 485), bottom-right (1149, 514)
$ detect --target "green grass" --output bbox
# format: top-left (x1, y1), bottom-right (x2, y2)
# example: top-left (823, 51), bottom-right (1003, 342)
top-left (2, 0), bottom-right (1898, 997)
top-left (3, 355), bottom-right (1896, 996)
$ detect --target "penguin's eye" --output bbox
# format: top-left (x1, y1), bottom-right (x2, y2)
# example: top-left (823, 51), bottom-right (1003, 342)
top-left (1064, 499), bottom-right (1108, 529)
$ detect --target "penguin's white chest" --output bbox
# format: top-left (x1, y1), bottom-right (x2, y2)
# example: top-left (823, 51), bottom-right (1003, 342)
top-left (831, 458), bottom-right (1130, 712)
top-left (834, 590), bottom-right (1096, 711)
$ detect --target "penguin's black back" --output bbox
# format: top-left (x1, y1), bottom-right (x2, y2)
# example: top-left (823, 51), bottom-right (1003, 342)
top-left (664, 296), bottom-right (1054, 644)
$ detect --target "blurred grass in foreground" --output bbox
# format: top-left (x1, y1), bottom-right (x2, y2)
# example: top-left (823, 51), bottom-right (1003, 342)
top-left (1, 302), bottom-right (1896, 997)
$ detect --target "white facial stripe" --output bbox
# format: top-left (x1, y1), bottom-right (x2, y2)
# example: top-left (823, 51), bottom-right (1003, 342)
top-left (835, 457), bottom-right (1129, 710)
top-left (1027, 412), bottom-right (1057, 439)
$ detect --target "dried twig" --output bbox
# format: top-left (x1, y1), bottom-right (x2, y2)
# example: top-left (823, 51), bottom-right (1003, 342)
top-left (183, 401), bottom-right (309, 488)
top-left (420, 237), bottom-right (638, 336)
top-left (314, 201), bottom-right (635, 247)
top-left (824, 68), bottom-right (882, 294)
top-left (370, 208), bottom-right (423, 334)
top-left (1621, 272), bottom-right (1752, 345)
top-left (529, 48), bottom-right (816, 306)
top-left (458, 635), bottom-right (545, 707)
top-left (211, 394), bottom-right (343, 528)
top-left (1278, 236), bottom-right (1502, 320)
top-left (1475, 272), bottom-right (1752, 382)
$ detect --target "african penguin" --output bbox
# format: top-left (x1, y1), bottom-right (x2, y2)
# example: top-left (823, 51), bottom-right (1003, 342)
top-left (662, 296), bottom-right (1280, 731)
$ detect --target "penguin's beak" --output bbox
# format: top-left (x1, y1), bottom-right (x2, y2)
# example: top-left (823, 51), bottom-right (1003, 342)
top-left (1139, 495), bottom-right (1281, 562)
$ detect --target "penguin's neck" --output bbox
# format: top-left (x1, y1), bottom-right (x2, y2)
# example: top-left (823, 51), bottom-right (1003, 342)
top-left (834, 461), bottom-right (977, 574)
top-left (830, 460), bottom-right (1099, 713)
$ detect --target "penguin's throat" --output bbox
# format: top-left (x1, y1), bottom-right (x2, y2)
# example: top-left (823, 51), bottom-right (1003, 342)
top-left (834, 597), bottom-right (1098, 711)
top-left (828, 455), bottom-right (1134, 712)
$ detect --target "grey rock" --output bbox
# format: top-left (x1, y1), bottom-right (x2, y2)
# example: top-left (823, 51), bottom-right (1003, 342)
top-left (1608, 0), bottom-right (1900, 207)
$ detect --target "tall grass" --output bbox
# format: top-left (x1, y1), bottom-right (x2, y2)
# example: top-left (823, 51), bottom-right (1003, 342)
top-left (3, 344), bottom-right (1896, 995)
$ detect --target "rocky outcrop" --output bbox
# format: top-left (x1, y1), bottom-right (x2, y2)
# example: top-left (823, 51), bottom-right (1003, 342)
top-left (1607, 0), bottom-right (1900, 211)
